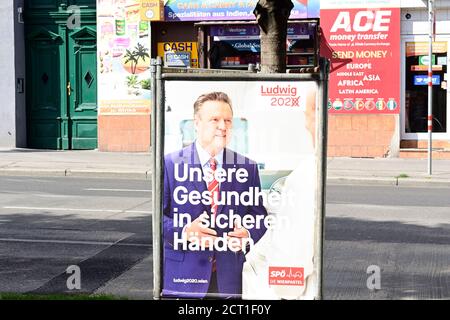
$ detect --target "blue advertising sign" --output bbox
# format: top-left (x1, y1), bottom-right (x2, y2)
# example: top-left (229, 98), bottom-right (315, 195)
top-left (210, 25), bottom-right (259, 37)
top-left (414, 75), bottom-right (441, 86)
top-left (164, 51), bottom-right (191, 67)
top-left (225, 40), bottom-right (260, 52)
top-left (210, 23), bottom-right (316, 38)
top-left (164, 0), bottom-right (320, 21)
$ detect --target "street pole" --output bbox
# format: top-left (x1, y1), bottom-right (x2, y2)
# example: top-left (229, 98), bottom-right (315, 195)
top-left (427, 0), bottom-right (434, 175)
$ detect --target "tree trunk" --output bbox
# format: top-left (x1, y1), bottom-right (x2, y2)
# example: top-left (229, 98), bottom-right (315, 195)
top-left (254, 0), bottom-right (294, 73)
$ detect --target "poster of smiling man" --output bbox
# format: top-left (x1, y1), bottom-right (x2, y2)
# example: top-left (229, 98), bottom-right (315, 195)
top-left (155, 70), bottom-right (327, 300)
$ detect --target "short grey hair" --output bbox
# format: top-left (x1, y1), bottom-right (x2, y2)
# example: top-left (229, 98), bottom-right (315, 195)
top-left (193, 92), bottom-right (233, 117)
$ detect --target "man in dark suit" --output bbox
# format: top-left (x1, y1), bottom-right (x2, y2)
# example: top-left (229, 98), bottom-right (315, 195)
top-left (162, 91), bottom-right (267, 299)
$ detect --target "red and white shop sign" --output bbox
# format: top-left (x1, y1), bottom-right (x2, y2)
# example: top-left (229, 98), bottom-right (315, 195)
top-left (320, 3), bottom-right (400, 114)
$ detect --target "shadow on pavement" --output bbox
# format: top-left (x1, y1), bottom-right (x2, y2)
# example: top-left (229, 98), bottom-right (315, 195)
top-left (0, 210), bottom-right (152, 296)
top-left (324, 216), bottom-right (450, 300)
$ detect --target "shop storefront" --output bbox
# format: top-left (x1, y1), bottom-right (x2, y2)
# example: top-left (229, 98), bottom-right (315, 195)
top-left (196, 21), bottom-right (319, 70)
top-left (400, 5), bottom-right (450, 157)
top-left (92, 0), bottom-right (450, 157)
top-left (152, 0), bottom-right (320, 70)
top-left (95, 0), bottom-right (320, 151)
top-left (321, 0), bottom-right (450, 158)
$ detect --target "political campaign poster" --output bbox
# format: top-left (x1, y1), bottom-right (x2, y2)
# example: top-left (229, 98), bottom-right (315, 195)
top-left (161, 79), bottom-right (323, 299)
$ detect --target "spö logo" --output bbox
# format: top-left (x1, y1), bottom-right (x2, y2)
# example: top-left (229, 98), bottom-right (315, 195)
top-left (269, 266), bottom-right (304, 286)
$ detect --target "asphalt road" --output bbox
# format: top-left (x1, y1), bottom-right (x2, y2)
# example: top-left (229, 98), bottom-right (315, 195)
top-left (0, 176), bottom-right (152, 297)
top-left (0, 176), bottom-right (449, 299)
top-left (325, 183), bottom-right (450, 300)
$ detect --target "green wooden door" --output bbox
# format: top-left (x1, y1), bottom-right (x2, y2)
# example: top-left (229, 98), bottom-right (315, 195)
top-left (26, 26), bottom-right (67, 149)
top-left (68, 27), bottom-right (98, 149)
top-left (25, 0), bottom-right (97, 150)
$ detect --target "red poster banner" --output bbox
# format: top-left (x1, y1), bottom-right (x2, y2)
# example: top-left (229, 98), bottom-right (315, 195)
top-left (320, 7), bottom-right (400, 114)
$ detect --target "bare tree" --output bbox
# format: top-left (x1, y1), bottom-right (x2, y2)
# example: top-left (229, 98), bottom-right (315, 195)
top-left (254, 0), bottom-right (294, 73)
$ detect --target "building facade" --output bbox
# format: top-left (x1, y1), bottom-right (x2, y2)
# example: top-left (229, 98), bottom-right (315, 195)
top-left (1, 0), bottom-right (25, 149)
top-left (1, 0), bottom-right (97, 150)
top-left (1, 0), bottom-right (449, 158)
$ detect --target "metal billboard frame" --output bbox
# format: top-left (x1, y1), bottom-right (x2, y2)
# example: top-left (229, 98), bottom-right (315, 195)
top-left (151, 57), bottom-right (329, 300)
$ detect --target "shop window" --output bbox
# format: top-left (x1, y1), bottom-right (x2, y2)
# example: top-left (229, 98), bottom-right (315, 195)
top-left (199, 20), bottom-right (319, 70)
top-left (405, 41), bottom-right (447, 133)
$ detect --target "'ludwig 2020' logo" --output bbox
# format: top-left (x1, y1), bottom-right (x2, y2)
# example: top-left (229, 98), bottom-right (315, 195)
top-left (269, 266), bottom-right (304, 286)
top-left (260, 85), bottom-right (301, 108)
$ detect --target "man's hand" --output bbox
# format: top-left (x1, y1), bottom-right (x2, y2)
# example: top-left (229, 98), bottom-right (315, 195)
top-left (227, 221), bottom-right (250, 252)
top-left (184, 212), bottom-right (217, 247)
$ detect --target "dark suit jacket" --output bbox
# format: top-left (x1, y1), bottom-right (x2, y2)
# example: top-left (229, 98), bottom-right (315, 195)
top-left (162, 143), bottom-right (267, 298)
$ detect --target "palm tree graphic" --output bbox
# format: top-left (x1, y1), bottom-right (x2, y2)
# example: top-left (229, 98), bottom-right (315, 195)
top-left (124, 44), bottom-right (150, 74)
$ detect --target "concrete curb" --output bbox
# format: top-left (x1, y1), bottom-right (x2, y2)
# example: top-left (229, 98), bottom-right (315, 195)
top-left (0, 169), bottom-right (67, 177)
top-left (327, 176), bottom-right (397, 186)
top-left (0, 168), bottom-right (151, 180)
top-left (393, 177), bottom-right (450, 187)
top-left (2, 168), bottom-right (450, 186)
top-left (327, 176), bottom-right (450, 187)
top-left (66, 169), bottom-right (150, 180)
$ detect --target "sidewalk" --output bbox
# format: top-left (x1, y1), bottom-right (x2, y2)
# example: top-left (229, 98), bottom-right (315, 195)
top-left (327, 157), bottom-right (450, 186)
top-left (0, 149), bottom-right (152, 179)
top-left (1, 148), bottom-right (450, 186)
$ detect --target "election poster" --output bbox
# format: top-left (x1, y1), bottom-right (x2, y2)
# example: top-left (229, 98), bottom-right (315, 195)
top-left (320, 0), bottom-right (400, 114)
top-left (161, 79), bottom-right (322, 299)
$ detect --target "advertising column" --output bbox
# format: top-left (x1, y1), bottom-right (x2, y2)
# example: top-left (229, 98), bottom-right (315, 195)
top-left (320, 0), bottom-right (400, 114)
